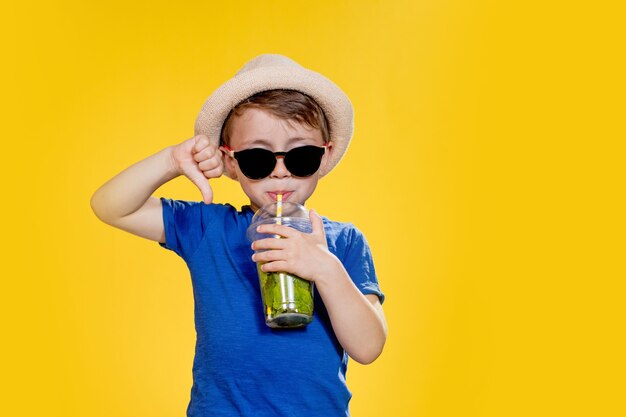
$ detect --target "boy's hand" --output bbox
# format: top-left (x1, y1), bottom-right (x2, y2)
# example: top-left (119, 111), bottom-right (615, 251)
top-left (170, 135), bottom-right (223, 204)
top-left (251, 210), bottom-right (341, 282)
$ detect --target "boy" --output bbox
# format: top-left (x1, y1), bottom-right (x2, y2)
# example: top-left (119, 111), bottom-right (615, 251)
top-left (91, 54), bottom-right (387, 417)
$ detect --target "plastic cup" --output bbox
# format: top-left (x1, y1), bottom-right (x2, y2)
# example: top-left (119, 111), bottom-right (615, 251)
top-left (246, 201), bottom-right (314, 328)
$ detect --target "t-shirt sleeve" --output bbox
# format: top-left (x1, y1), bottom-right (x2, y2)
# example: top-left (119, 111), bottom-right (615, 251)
top-left (159, 197), bottom-right (216, 259)
top-left (341, 226), bottom-right (385, 304)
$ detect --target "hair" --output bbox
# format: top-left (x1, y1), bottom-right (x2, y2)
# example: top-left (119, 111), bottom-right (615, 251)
top-left (220, 89), bottom-right (330, 146)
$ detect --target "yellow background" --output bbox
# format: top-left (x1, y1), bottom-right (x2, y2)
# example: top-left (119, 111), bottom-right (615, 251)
top-left (2, 1), bottom-right (625, 416)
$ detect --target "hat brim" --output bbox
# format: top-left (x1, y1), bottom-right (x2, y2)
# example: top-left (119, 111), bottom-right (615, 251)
top-left (194, 62), bottom-right (353, 178)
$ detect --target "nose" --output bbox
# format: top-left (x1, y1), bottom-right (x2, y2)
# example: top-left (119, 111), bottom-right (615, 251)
top-left (269, 156), bottom-right (290, 179)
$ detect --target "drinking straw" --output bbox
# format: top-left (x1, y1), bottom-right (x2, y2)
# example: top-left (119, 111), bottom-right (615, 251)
top-left (276, 193), bottom-right (283, 225)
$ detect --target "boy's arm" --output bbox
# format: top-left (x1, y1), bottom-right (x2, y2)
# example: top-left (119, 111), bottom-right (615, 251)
top-left (316, 274), bottom-right (387, 365)
top-left (252, 211), bottom-right (388, 364)
top-left (90, 135), bottom-right (222, 242)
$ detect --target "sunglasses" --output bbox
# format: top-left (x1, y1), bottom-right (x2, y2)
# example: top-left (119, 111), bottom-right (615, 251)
top-left (223, 145), bottom-right (328, 180)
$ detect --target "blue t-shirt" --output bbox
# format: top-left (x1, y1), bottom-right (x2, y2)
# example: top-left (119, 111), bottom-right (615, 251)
top-left (160, 199), bottom-right (384, 417)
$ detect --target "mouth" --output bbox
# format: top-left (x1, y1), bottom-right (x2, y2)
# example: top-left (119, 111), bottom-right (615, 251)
top-left (267, 191), bottom-right (293, 202)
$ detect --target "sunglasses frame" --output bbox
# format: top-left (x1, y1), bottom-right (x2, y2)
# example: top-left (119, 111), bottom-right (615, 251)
top-left (222, 144), bottom-right (328, 179)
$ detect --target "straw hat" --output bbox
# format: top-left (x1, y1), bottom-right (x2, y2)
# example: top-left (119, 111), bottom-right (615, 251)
top-left (194, 54), bottom-right (354, 177)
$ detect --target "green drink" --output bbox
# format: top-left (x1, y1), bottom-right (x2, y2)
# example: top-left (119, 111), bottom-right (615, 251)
top-left (257, 265), bottom-right (314, 328)
top-left (247, 201), bottom-right (315, 328)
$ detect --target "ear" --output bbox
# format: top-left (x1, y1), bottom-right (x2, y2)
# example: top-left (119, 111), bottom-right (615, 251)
top-left (219, 145), bottom-right (238, 180)
top-left (319, 141), bottom-right (334, 173)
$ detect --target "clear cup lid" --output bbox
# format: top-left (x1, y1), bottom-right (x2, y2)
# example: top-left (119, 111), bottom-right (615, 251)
top-left (246, 202), bottom-right (312, 242)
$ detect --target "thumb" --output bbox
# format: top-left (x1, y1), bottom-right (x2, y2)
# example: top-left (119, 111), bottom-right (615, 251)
top-left (185, 166), bottom-right (214, 205)
top-left (309, 209), bottom-right (325, 237)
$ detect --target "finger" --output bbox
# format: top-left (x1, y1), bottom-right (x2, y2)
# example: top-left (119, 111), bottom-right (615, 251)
top-left (193, 145), bottom-right (218, 163)
top-left (252, 237), bottom-right (288, 251)
top-left (198, 156), bottom-right (222, 172)
top-left (260, 260), bottom-right (291, 273)
top-left (256, 223), bottom-right (300, 238)
top-left (183, 164), bottom-right (214, 204)
top-left (309, 209), bottom-right (326, 237)
top-left (193, 135), bottom-right (211, 153)
top-left (252, 249), bottom-right (286, 263)
top-left (202, 164), bottom-right (223, 179)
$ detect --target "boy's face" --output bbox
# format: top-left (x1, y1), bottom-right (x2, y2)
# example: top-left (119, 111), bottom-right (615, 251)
top-left (222, 108), bottom-right (331, 211)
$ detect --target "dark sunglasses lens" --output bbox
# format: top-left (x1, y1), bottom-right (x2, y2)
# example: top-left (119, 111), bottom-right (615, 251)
top-left (235, 148), bottom-right (276, 179)
top-left (284, 146), bottom-right (325, 177)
